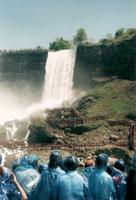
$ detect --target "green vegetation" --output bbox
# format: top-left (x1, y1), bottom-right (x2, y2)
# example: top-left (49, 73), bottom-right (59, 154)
top-left (115, 28), bottom-right (125, 38)
top-left (126, 112), bottom-right (136, 120)
top-left (74, 27), bottom-right (136, 82)
top-left (73, 28), bottom-right (88, 45)
top-left (98, 28), bottom-right (136, 45)
top-left (49, 37), bottom-right (72, 51)
top-left (0, 47), bottom-right (47, 54)
top-left (48, 28), bottom-right (89, 50)
top-left (78, 80), bottom-right (136, 119)
top-left (69, 123), bottom-right (102, 135)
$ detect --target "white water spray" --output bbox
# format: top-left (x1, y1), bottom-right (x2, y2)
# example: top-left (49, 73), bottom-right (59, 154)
top-left (42, 49), bottom-right (75, 108)
top-left (6, 122), bottom-right (18, 139)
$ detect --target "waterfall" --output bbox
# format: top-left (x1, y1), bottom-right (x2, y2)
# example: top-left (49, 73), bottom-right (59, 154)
top-left (6, 122), bottom-right (17, 139)
top-left (42, 49), bottom-right (75, 108)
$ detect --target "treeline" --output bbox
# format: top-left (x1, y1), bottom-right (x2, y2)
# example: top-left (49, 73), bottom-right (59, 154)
top-left (0, 28), bottom-right (135, 52)
top-left (0, 46), bottom-right (47, 54)
top-left (91, 28), bottom-right (136, 46)
top-left (49, 27), bottom-right (136, 50)
top-left (74, 28), bottom-right (136, 82)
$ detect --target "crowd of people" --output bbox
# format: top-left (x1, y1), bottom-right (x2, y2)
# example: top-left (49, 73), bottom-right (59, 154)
top-left (0, 149), bottom-right (136, 200)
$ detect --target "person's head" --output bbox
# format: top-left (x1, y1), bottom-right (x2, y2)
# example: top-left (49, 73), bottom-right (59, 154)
top-left (64, 156), bottom-right (79, 171)
top-left (28, 154), bottom-right (39, 167)
top-left (38, 163), bottom-right (48, 173)
top-left (106, 164), bottom-right (114, 176)
top-left (114, 159), bottom-right (125, 172)
top-left (85, 157), bottom-right (93, 168)
top-left (48, 149), bottom-right (62, 168)
top-left (95, 153), bottom-right (108, 170)
top-left (78, 161), bottom-right (85, 172)
top-left (11, 159), bottom-right (20, 171)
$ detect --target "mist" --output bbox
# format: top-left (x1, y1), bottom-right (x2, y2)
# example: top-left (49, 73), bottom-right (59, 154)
top-left (0, 84), bottom-right (34, 124)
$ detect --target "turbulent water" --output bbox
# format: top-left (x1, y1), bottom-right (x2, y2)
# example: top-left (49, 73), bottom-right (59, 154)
top-left (42, 49), bottom-right (75, 108)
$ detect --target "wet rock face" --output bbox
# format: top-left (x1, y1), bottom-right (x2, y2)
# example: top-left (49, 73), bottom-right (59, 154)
top-left (0, 50), bottom-right (47, 102)
top-left (73, 35), bottom-right (136, 90)
top-left (28, 125), bottom-right (56, 144)
top-left (3, 120), bottom-right (29, 141)
top-left (13, 120), bottom-right (29, 140)
top-left (28, 117), bottom-right (57, 144)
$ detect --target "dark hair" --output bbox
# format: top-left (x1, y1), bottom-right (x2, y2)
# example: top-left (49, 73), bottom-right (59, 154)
top-left (114, 159), bottom-right (125, 172)
top-left (48, 150), bottom-right (61, 168)
top-left (95, 154), bottom-right (108, 169)
top-left (64, 156), bottom-right (79, 171)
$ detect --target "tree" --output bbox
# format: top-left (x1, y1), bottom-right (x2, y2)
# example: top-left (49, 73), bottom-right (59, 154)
top-left (106, 33), bottom-right (113, 40)
top-left (126, 28), bottom-right (136, 36)
top-left (73, 28), bottom-right (88, 45)
top-left (115, 28), bottom-right (125, 38)
top-left (49, 37), bottom-right (71, 51)
top-left (98, 38), bottom-right (112, 45)
top-left (36, 46), bottom-right (42, 50)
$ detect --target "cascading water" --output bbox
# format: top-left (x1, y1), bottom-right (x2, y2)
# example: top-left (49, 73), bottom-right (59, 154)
top-left (0, 49), bottom-right (76, 145)
top-left (42, 49), bottom-right (75, 108)
top-left (6, 122), bottom-right (18, 139)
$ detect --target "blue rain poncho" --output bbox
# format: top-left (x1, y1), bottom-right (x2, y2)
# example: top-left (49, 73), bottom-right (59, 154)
top-left (0, 167), bottom-right (21, 200)
top-left (12, 154), bottom-right (39, 171)
top-left (29, 166), bottom-right (64, 200)
top-left (14, 166), bottom-right (40, 195)
top-left (56, 170), bottom-right (90, 200)
top-left (126, 152), bottom-right (136, 200)
top-left (88, 168), bottom-right (116, 200)
top-left (38, 163), bottom-right (48, 174)
top-left (114, 174), bottom-right (126, 200)
top-left (107, 165), bottom-right (126, 200)
top-left (83, 166), bottom-right (94, 179)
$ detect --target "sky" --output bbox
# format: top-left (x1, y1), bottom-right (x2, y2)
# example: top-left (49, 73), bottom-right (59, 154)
top-left (0, 0), bottom-right (136, 50)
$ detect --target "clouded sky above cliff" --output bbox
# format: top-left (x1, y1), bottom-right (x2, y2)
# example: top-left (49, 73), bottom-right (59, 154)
top-left (0, 0), bottom-right (136, 49)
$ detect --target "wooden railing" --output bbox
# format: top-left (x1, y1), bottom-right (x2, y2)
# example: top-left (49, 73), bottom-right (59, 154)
top-left (47, 115), bottom-right (106, 127)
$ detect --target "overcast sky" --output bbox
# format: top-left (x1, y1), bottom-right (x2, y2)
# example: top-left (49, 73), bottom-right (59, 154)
top-left (0, 0), bottom-right (136, 50)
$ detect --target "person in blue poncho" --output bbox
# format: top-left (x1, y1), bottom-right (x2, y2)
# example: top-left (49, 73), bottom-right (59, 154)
top-left (107, 161), bottom-right (126, 200)
top-left (88, 153), bottom-right (116, 200)
top-left (12, 154), bottom-right (39, 172)
top-left (29, 149), bottom-right (64, 200)
top-left (126, 152), bottom-right (136, 200)
top-left (12, 154), bottom-right (41, 195)
top-left (0, 153), bottom-right (27, 200)
top-left (83, 157), bottom-right (94, 179)
top-left (55, 155), bottom-right (90, 200)
top-left (38, 163), bottom-right (48, 174)
top-left (113, 159), bottom-right (127, 200)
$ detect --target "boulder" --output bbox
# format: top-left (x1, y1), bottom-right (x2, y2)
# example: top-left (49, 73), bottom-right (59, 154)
top-left (109, 134), bottom-right (119, 141)
top-left (28, 117), bottom-right (57, 144)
